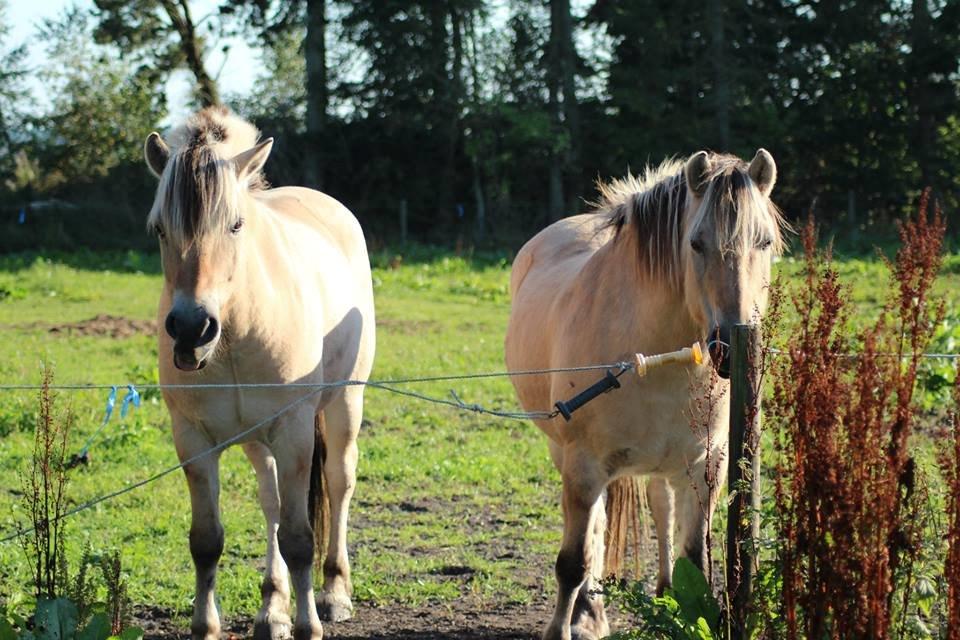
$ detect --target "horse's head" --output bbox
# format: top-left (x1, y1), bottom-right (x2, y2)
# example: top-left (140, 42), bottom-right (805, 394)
top-left (681, 149), bottom-right (784, 378)
top-left (144, 107), bottom-right (273, 372)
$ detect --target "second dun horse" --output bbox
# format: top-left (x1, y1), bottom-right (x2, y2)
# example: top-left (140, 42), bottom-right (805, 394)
top-left (506, 150), bottom-right (786, 639)
top-left (145, 107), bottom-right (375, 640)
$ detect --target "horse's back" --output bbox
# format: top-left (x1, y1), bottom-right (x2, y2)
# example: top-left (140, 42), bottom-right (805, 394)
top-left (510, 214), bottom-right (611, 298)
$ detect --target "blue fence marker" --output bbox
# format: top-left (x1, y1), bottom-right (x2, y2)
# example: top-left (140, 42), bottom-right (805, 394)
top-left (101, 386), bottom-right (118, 426)
top-left (120, 385), bottom-right (141, 418)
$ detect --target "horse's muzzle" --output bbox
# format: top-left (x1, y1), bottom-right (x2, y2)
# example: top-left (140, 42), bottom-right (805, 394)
top-left (166, 308), bottom-right (220, 372)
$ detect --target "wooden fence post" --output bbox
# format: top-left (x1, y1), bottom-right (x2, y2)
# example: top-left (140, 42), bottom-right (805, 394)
top-left (726, 323), bottom-right (762, 639)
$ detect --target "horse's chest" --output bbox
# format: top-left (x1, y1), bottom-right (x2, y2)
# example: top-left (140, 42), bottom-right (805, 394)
top-left (168, 383), bottom-right (322, 445)
top-left (577, 378), bottom-right (728, 475)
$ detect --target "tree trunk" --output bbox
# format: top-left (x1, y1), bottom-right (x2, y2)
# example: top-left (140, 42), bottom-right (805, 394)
top-left (160, 0), bottom-right (220, 107)
top-left (547, 0), bottom-right (579, 220)
top-left (708, 0), bottom-right (730, 150)
top-left (471, 156), bottom-right (485, 243)
top-left (428, 2), bottom-right (455, 220)
top-left (910, 0), bottom-right (937, 193)
top-left (304, 0), bottom-right (327, 189)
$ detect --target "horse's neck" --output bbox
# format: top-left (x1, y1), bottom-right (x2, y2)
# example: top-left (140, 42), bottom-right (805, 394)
top-left (581, 229), bottom-right (697, 350)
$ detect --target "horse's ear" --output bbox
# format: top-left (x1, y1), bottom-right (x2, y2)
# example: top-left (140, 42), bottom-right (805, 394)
top-left (748, 148), bottom-right (777, 197)
top-left (144, 132), bottom-right (169, 178)
top-left (684, 151), bottom-right (712, 197)
top-left (232, 137), bottom-right (274, 182)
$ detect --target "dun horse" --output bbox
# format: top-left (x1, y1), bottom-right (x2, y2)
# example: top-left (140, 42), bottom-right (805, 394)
top-left (145, 107), bottom-right (375, 640)
top-left (506, 150), bottom-right (785, 639)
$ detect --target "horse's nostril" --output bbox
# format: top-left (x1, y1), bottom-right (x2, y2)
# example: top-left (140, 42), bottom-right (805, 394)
top-left (707, 339), bottom-right (729, 368)
top-left (197, 316), bottom-right (219, 347)
top-left (165, 313), bottom-right (178, 340)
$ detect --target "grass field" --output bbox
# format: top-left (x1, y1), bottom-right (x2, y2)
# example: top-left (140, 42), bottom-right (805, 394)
top-left (0, 244), bottom-right (958, 632)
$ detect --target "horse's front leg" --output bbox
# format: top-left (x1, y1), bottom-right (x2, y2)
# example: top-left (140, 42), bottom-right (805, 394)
top-left (673, 446), bottom-right (727, 575)
top-left (273, 411), bottom-right (324, 640)
top-left (175, 426), bottom-right (224, 640)
top-left (316, 387), bottom-right (363, 622)
top-left (544, 450), bottom-right (609, 640)
top-left (647, 476), bottom-right (675, 595)
top-left (243, 442), bottom-right (292, 640)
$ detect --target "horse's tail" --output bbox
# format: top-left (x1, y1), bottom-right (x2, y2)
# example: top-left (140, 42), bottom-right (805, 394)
top-left (309, 412), bottom-right (330, 572)
top-left (603, 476), bottom-right (649, 578)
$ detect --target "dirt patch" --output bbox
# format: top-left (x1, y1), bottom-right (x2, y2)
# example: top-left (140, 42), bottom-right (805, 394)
top-left (19, 314), bottom-right (157, 339)
top-left (376, 319), bottom-right (441, 335)
top-left (136, 599), bottom-right (560, 639)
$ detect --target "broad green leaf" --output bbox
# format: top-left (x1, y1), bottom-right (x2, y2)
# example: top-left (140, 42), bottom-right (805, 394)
top-left (33, 599), bottom-right (78, 640)
top-left (672, 558), bottom-right (709, 598)
top-left (77, 613), bottom-right (112, 640)
top-left (669, 558), bottom-right (721, 630)
top-left (117, 627), bottom-right (144, 640)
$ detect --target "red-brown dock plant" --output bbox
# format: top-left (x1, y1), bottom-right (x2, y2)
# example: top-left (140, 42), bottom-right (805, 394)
top-left (942, 369), bottom-right (960, 640)
top-left (769, 192), bottom-right (945, 639)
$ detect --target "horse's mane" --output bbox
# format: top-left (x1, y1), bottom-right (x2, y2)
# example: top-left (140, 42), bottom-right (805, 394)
top-left (148, 106), bottom-right (267, 244)
top-left (595, 153), bottom-right (786, 288)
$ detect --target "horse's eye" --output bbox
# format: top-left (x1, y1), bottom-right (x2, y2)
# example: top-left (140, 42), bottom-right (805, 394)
top-left (690, 238), bottom-right (705, 254)
top-left (154, 225), bottom-right (165, 239)
top-left (757, 238), bottom-right (772, 250)
top-left (230, 218), bottom-right (244, 234)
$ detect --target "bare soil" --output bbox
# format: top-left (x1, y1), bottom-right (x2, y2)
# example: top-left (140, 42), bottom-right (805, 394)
top-left (136, 600), bottom-right (554, 639)
top-left (15, 314), bottom-right (157, 338)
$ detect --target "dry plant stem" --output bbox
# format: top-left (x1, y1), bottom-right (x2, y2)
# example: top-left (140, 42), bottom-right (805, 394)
top-left (942, 367), bottom-right (960, 639)
top-left (771, 193), bottom-right (945, 639)
top-left (687, 364), bottom-right (724, 586)
top-left (19, 367), bottom-right (72, 600)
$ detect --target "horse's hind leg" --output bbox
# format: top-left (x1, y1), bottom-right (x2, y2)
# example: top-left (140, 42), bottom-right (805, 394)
top-left (175, 426), bottom-right (224, 640)
top-left (647, 476), bottom-right (675, 595)
top-left (273, 410), bottom-right (324, 640)
top-left (316, 387), bottom-right (363, 622)
top-left (544, 450), bottom-right (608, 640)
top-left (243, 442), bottom-right (293, 640)
top-left (569, 491), bottom-right (610, 639)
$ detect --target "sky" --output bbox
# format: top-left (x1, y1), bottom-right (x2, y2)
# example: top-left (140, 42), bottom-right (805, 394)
top-left (9, 0), bottom-right (258, 123)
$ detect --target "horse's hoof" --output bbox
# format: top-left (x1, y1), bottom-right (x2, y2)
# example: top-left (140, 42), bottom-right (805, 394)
top-left (317, 593), bottom-right (353, 622)
top-left (292, 623), bottom-right (323, 640)
top-left (253, 612), bottom-right (293, 640)
top-left (191, 621), bottom-right (222, 640)
top-left (540, 624), bottom-right (568, 640)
